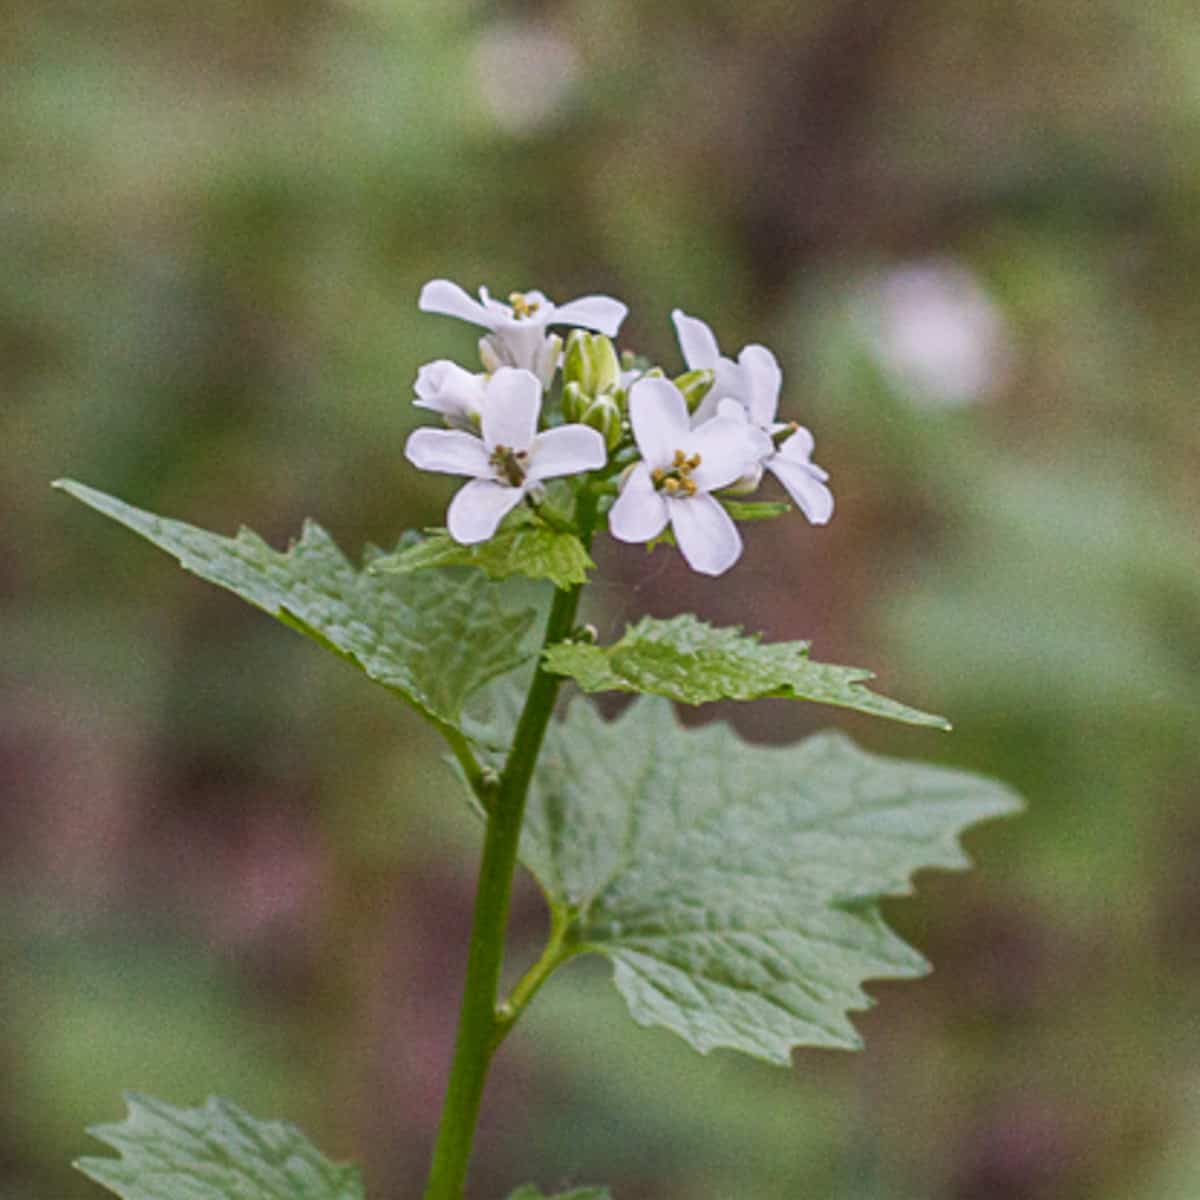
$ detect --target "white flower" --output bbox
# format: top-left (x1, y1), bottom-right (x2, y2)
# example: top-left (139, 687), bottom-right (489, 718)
top-left (413, 359), bottom-right (488, 429)
top-left (419, 279), bottom-right (628, 388)
top-left (672, 310), bottom-right (782, 428)
top-left (608, 378), bottom-right (766, 576)
top-left (767, 426), bottom-right (834, 525)
top-left (405, 367), bottom-right (607, 544)
top-left (672, 310), bottom-right (833, 525)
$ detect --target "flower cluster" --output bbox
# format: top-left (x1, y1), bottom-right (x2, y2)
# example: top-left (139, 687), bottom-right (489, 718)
top-left (404, 279), bottom-right (833, 576)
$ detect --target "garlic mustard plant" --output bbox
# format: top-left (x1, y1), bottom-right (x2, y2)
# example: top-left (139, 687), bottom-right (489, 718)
top-left (58, 277), bottom-right (1020, 1200)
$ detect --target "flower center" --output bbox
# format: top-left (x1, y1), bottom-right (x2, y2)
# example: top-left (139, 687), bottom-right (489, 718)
top-left (490, 444), bottom-right (529, 487)
top-left (652, 449), bottom-right (701, 497)
top-left (508, 292), bottom-right (540, 320)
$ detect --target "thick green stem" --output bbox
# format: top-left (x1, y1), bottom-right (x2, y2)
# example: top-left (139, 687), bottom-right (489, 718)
top-left (421, 582), bottom-right (584, 1200)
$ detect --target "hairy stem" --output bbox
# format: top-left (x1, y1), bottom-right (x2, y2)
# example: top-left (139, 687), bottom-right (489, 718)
top-left (421, 581), bottom-right (584, 1200)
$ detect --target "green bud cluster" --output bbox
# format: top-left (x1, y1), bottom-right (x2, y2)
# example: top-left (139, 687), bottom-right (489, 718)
top-left (563, 330), bottom-right (620, 400)
top-left (562, 331), bottom-right (626, 449)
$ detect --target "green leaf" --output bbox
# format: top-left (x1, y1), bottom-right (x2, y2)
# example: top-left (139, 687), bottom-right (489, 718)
top-left (720, 499), bottom-right (791, 521)
top-left (518, 696), bottom-right (1020, 1064)
top-left (371, 517), bottom-right (594, 589)
top-left (76, 1093), bottom-right (362, 1200)
top-left (55, 480), bottom-right (535, 727)
top-left (506, 1187), bottom-right (611, 1200)
top-left (542, 614), bottom-right (950, 729)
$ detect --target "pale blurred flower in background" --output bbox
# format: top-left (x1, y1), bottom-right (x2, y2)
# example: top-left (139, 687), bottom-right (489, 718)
top-left (472, 20), bottom-right (581, 136)
top-left (852, 259), bottom-right (1013, 407)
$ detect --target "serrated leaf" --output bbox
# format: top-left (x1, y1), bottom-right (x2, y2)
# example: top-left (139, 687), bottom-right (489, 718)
top-left (518, 696), bottom-right (1020, 1064)
top-left (542, 614), bottom-right (949, 729)
top-left (506, 1187), bottom-right (611, 1200)
top-left (76, 1093), bottom-right (362, 1200)
top-left (55, 480), bottom-right (535, 727)
top-left (371, 519), bottom-right (594, 588)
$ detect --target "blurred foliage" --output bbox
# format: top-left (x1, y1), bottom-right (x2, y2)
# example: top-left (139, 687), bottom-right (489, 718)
top-left (3, 1), bottom-right (1200, 1199)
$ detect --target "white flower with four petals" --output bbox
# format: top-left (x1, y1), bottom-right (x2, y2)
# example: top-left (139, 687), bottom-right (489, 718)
top-left (609, 378), bottom-right (768, 577)
top-left (419, 279), bottom-right (628, 388)
top-left (405, 367), bottom-right (607, 544)
top-left (672, 309), bottom-right (834, 525)
top-left (413, 359), bottom-right (488, 429)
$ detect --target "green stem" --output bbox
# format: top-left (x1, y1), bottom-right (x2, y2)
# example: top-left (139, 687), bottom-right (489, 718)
top-left (492, 902), bottom-right (577, 1049)
top-left (421, 581), bottom-right (585, 1200)
top-left (434, 719), bottom-right (491, 807)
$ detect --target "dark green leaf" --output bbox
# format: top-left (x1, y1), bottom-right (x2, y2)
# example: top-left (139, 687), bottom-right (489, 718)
top-left (519, 697), bottom-right (1020, 1063)
top-left (370, 519), bottom-right (593, 589)
top-left (55, 480), bottom-right (535, 727)
top-left (76, 1094), bottom-right (362, 1200)
top-left (542, 614), bottom-right (949, 729)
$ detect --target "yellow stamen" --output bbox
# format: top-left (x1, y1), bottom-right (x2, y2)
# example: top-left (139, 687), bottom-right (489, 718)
top-left (654, 447), bottom-right (703, 498)
top-left (489, 443), bottom-right (528, 487)
top-left (508, 292), bottom-right (540, 319)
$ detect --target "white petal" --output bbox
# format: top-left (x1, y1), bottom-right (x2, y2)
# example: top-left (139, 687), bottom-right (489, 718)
top-left (478, 285), bottom-right (522, 321)
top-left (690, 356), bottom-right (745, 424)
top-left (778, 426), bottom-right (829, 480)
top-left (527, 424), bottom-right (607, 482)
top-left (532, 333), bottom-right (562, 389)
top-left (779, 424), bottom-right (813, 458)
top-left (405, 428), bottom-right (491, 477)
top-left (628, 377), bottom-right (690, 467)
top-left (493, 322), bottom-right (551, 373)
top-left (413, 360), bottom-right (486, 422)
top-left (550, 295), bottom-right (628, 335)
top-left (668, 493), bottom-right (743, 576)
top-left (480, 367), bottom-right (542, 452)
top-left (715, 397), bottom-right (749, 422)
top-left (447, 478), bottom-right (525, 544)
top-left (688, 414), bottom-right (764, 492)
top-left (689, 392), bottom-right (721, 425)
top-left (418, 279), bottom-right (496, 330)
top-left (672, 310), bottom-right (721, 370)
top-left (479, 334), bottom-right (508, 373)
top-left (738, 343), bottom-right (782, 427)
top-left (767, 456), bottom-right (834, 524)
top-left (715, 400), bottom-right (774, 460)
top-left (609, 464), bottom-right (669, 543)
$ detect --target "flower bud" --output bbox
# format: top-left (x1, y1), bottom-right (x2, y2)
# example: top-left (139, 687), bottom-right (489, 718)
top-left (563, 330), bottom-right (620, 398)
top-left (581, 393), bottom-right (624, 451)
top-left (561, 380), bottom-right (589, 423)
top-left (673, 368), bottom-right (715, 414)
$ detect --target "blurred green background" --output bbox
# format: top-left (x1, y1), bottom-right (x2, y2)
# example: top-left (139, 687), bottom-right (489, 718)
top-left (4, 1), bottom-right (1200, 1198)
